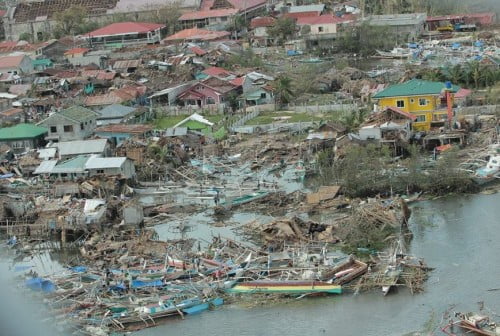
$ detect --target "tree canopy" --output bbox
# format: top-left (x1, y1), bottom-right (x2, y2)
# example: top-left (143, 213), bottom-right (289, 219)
top-left (267, 17), bottom-right (297, 46)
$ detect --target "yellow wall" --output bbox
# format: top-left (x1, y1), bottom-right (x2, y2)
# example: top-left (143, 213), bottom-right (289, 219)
top-left (377, 94), bottom-right (454, 131)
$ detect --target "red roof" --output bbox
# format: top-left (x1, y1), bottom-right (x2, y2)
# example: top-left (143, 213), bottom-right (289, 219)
top-left (0, 10), bottom-right (6, 18)
top-left (384, 106), bottom-right (417, 121)
top-left (164, 28), bottom-right (230, 42)
top-left (202, 66), bottom-right (233, 77)
top-left (179, 8), bottom-right (238, 21)
top-left (230, 76), bottom-right (245, 87)
top-left (88, 22), bottom-right (165, 38)
top-left (0, 55), bottom-right (27, 69)
top-left (189, 46), bottom-right (207, 56)
top-left (80, 70), bottom-right (117, 81)
top-left (250, 16), bottom-right (276, 28)
top-left (64, 47), bottom-right (89, 55)
top-left (296, 14), bottom-right (340, 26)
top-left (454, 88), bottom-right (472, 99)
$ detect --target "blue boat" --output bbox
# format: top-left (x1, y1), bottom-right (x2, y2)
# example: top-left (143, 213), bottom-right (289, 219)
top-left (183, 302), bottom-right (209, 315)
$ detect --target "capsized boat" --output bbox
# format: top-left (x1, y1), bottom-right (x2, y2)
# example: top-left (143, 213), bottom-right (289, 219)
top-left (474, 154), bottom-right (500, 185)
top-left (227, 280), bottom-right (342, 295)
top-left (442, 312), bottom-right (500, 336)
top-left (376, 47), bottom-right (413, 58)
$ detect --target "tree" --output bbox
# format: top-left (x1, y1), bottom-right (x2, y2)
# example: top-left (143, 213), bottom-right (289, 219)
top-left (336, 22), bottom-right (396, 57)
top-left (141, 2), bottom-right (182, 35)
top-left (53, 6), bottom-right (89, 36)
top-left (300, 24), bottom-right (311, 36)
top-left (225, 92), bottom-right (240, 114)
top-left (272, 76), bottom-right (294, 107)
top-left (267, 17), bottom-right (297, 46)
top-left (18, 32), bottom-right (33, 43)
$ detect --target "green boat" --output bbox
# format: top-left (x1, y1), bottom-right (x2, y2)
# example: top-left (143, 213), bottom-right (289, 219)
top-left (222, 191), bottom-right (269, 207)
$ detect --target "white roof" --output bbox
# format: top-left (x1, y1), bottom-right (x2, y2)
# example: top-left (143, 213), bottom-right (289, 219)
top-left (289, 4), bottom-right (325, 13)
top-left (83, 199), bottom-right (106, 213)
top-left (85, 156), bottom-right (126, 169)
top-left (34, 160), bottom-right (57, 174)
top-left (246, 71), bottom-right (274, 81)
top-left (173, 113), bottom-right (214, 128)
top-left (37, 147), bottom-right (57, 160)
top-left (53, 139), bottom-right (108, 157)
top-left (0, 92), bottom-right (18, 99)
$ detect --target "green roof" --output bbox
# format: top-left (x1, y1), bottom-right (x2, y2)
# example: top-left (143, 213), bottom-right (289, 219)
top-left (53, 155), bottom-right (89, 173)
top-left (372, 79), bottom-right (460, 99)
top-left (0, 123), bottom-right (48, 140)
top-left (32, 58), bottom-right (53, 67)
top-left (181, 120), bottom-right (210, 131)
top-left (60, 106), bottom-right (98, 122)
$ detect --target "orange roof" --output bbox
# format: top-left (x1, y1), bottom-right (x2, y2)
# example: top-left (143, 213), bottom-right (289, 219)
top-left (179, 8), bottom-right (238, 21)
top-left (283, 12), bottom-right (320, 20)
top-left (164, 28), bottom-right (230, 41)
top-left (64, 47), bottom-right (90, 55)
top-left (0, 108), bottom-right (23, 117)
top-left (189, 46), bottom-right (207, 56)
top-left (88, 22), bottom-right (165, 38)
top-left (202, 66), bottom-right (233, 77)
top-left (0, 55), bottom-right (27, 69)
top-left (230, 76), bottom-right (245, 86)
top-left (95, 124), bottom-right (152, 134)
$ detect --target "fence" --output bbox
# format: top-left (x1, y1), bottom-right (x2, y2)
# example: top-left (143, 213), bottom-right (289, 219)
top-left (229, 110), bottom-right (261, 129)
top-left (155, 104), bottom-right (226, 117)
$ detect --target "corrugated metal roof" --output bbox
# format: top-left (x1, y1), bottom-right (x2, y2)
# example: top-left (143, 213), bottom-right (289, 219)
top-left (37, 147), bottom-right (57, 160)
top-left (52, 155), bottom-right (89, 173)
top-left (113, 59), bottom-right (141, 69)
top-left (98, 104), bottom-right (136, 119)
top-left (34, 160), bottom-right (57, 174)
top-left (85, 156), bottom-right (126, 169)
top-left (165, 127), bottom-right (188, 137)
top-left (289, 4), bottom-right (325, 13)
top-left (88, 22), bottom-right (165, 38)
top-left (53, 139), bottom-right (108, 157)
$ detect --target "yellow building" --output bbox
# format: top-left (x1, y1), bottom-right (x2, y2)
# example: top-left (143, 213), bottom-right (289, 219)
top-left (372, 79), bottom-right (460, 131)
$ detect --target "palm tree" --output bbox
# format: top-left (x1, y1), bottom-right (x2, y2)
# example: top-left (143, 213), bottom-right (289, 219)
top-left (465, 61), bottom-right (483, 89)
top-left (443, 64), bottom-right (463, 85)
top-left (273, 75), bottom-right (294, 108)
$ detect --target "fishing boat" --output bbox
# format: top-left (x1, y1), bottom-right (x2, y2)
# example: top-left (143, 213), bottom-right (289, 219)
top-left (376, 47), bottom-right (413, 58)
top-left (221, 191), bottom-right (269, 207)
top-left (381, 264), bottom-right (402, 296)
top-left (442, 312), bottom-right (500, 336)
top-left (227, 280), bottom-right (342, 295)
top-left (320, 256), bottom-right (368, 285)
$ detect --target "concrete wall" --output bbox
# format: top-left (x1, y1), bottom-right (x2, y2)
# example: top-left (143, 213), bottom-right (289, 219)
top-left (40, 114), bottom-right (96, 141)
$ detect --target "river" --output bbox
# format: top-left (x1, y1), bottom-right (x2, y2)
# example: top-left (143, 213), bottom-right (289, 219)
top-left (133, 192), bottom-right (500, 336)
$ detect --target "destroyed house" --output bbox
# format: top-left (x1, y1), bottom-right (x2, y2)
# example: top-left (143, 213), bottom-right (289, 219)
top-left (34, 154), bottom-right (135, 179)
top-left (38, 106), bottom-right (99, 142)
top-left (358, 107), bottom-right (416, 143)
top-left (51, 139), bottom-right (111, 160)
top-left (94, 124), bottom-right (152, 145)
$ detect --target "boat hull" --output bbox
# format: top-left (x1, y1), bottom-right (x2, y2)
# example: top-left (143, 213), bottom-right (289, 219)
top-left (227, 281), bottom-right (342, 294)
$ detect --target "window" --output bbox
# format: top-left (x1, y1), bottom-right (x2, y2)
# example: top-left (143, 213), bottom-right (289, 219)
top-left (410, 98), bottom-right (415, 103)
top-left (416, 115), bottom-right (426, 122)
top-left (221, 16), bottom-right (228, 22)
top-left (396, 100), bottom-right (405, 108)
top-left (50, 126), bottom-right (57, 133)
top-left (206, 97), bottom-right (215, 105)
top-left (260, 93), bottom-right (267, 99)
top-left (96, 169), bottom-right (104, 174)
top-left (63, 125), bottom-right (73, 132)
top-left (419, 98), bottom-right (427, 106)
top-left (318, 26), bottom-right (324, 32)
top-left (80, 123), bottom-right (84, 130)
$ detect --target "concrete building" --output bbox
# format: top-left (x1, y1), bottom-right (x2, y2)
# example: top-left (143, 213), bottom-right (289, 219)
top-left (38, 106), bottom-right (99, 142)
top-left (51, 139), bottom-right (111, 159)
top-left (87, 22), bottom-right (165, 47)
top-left (364, 13), bottom-right (427, 42)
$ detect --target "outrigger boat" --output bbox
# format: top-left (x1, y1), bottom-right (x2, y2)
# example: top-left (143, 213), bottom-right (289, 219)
top-left (442, 312), bottom-right (500, 336)
top-left (227, 280), bottom-right (342, 295)
top-left (474, 154), bottom-right (500, 185)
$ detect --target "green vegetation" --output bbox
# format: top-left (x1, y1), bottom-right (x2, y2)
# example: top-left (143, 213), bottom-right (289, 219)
top-left (225, 48), bottom-right (263, 68)
top-left (316, 144), bottom-right (477, 198)
top-left (244, 112), bottom-right (324, 126)
top-left (336, 22), bottom-right (396, 57)
top-left (272, 76), bottom-right (294, 106)
top-left (53, 6), bottom-right (98, 38)
top-left (266, 17), bottom-right (297, 46)
top-left (420, 62), bottom-right (500, 89)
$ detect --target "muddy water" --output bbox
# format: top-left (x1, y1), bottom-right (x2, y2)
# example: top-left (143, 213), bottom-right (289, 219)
top-left (134, 192), bottom-right (500, 336)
